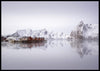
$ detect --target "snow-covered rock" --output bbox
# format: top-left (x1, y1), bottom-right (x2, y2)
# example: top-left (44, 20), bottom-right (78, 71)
top-left (12, 29), bottom-right (33, 37)
top-left (70, 21), bottom-right (98, 40)
top-left (10, 28), bottom-right (69, 39)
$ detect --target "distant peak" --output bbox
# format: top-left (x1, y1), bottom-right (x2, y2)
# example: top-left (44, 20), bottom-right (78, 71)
top-left (80, 20), bottom-right (84, 24)
top-left (77, 21), bottom-right (84, 27)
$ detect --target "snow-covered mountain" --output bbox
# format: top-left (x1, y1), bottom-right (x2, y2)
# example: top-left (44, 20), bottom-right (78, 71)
top-left (11, 29), bottom-right (48, 38)
top-left (70, 21), bottom-right (98, 40)
top-left (11, 28), bottom-right (69, 39)
top-left (5, 21), bottom-right (98, 40)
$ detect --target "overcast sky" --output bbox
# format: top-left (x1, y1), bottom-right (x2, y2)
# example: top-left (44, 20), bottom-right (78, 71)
top-left (2, 1), bottom-right (98, 35)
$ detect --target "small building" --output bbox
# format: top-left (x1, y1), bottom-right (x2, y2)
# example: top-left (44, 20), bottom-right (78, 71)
top-left (20, 37), bottom-right (28, 41)
top-left (1, 36), bottom-right (6, 41)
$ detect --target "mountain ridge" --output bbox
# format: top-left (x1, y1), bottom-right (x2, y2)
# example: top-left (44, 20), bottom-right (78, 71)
top-left (2, 21), bottom-right (98, 40)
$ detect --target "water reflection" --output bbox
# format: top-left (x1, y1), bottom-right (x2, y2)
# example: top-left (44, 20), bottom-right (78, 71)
top-left (19, 42), bottom-right (46, 48)
top-left (46, 39), bottom-right (68, 48)
top-left (69, 39), bottom-right (98, 58)
top-left (47, 39), bottom-right (98, 58)
top-left (2, 41), bottom-right (47, 49)
top-left (1, 39), bottom-right (98, 58)
top-left (2, 39), bottom-right (98, 70)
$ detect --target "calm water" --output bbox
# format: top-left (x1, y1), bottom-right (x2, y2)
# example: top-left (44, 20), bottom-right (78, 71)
top-left (1, 39), bottom-right (99, 70)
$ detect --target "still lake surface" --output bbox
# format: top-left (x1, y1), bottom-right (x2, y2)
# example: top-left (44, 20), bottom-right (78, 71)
top-left (1, 39), bottom-right (99, 70)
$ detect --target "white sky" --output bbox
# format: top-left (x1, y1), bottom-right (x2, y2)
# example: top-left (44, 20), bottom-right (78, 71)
top-left (1, 1), bottom-right (98, 35)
